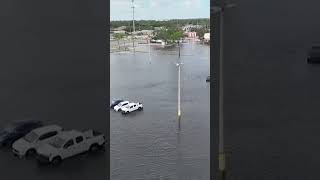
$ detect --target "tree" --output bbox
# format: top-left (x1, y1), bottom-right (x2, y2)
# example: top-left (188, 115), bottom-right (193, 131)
top-left (169, 30), bottom-right (184, 43)
top-left (111, 18), bottom-right (209, 30)
top-left (195, 27), bottom-right (209, 41)
top-left (114, 33), bottom-right (126, 50)
top-left (153, 27), bottom-right (184, 45)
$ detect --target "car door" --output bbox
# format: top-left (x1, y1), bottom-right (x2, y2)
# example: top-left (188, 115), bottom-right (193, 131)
top-left (61, 139), bottom-right (75, 159)
top-left (74, 136), bottom-right (87, 154)
top-left (133, 104), bottom-right (138, 111)
top-left (37, 131), bottom-right (58, 147)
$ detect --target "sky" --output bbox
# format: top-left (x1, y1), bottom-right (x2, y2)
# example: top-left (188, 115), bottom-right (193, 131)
top-left (110, 0), bottom-right (210, 21)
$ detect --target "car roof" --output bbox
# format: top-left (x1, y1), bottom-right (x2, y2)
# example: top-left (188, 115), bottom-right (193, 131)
top-left (128, 103), bottom-right (137, 106)
top-left (32, 125), bottom-right (62, 135)
top-left (57, 130), bottom-right (83, 140)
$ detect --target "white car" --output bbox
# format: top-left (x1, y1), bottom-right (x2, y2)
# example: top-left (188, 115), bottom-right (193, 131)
top-left (12, 125), bottom-right (63, 158)
top-left (121, 102), bottom-right (143, 114)
top-left (36, 129), bottom-right (105, 165)
top-left (114, 101), bottom-right (129, 112)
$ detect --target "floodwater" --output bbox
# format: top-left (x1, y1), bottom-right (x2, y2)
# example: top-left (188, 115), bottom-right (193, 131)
top-left (110, 42), bottom-right (210, 179)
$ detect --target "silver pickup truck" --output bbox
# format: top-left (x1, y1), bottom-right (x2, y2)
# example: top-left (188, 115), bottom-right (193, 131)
top-left (36, 129), bottom-right (105, 164)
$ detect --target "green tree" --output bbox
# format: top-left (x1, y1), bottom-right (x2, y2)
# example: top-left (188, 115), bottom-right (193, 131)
top-left (169, 30), bottom-right (184, 43)
top-left (194, 27), bottom-right (209, 41)
top-left (114, 33), bottom-right (126, 50)
top-left (153, 27), bottom-right (184, 45)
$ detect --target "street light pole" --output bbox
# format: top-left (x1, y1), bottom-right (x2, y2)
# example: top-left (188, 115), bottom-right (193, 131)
top-left (148, 36), bottom-right (151, 64)
top-left (178, 62), bottom-right (181, 117)
top-left (132, 0), bottom-right (135, 53)
top-left (213, 3), bottom-right (236, 180)
top-left (177, 41), bottom-right (182, 118)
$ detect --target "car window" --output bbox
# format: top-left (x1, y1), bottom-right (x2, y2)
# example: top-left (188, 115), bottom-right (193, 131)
top-left (75, 136), bottom-right (83, 143)
top-left (39, 131), bottom-right (58, 141)
top-left (24, 132), bottom-right (39, 142)
top-left (63, 139), bottom-right (74, 149)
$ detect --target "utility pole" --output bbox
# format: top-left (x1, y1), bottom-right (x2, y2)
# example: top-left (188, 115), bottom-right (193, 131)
top-left (177, 41), bottom-right (182, 118)
top-left (178, 61), bottom-right (181, 117)
top-left (148, 35), bottom-right (151, 64)
top-left (179, 42), bottom-right (181, 58)
top-left (132, 0), bottom-right (135, 53)
top-left (213, 3), bottom-right (236, 180)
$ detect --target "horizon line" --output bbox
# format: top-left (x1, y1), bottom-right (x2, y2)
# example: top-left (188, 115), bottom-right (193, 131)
top-left (110, 17), bottom-right (210, 21)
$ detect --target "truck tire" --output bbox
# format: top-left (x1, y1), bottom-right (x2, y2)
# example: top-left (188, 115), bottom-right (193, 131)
top-left (90, 144), bottom-right (99, 152)
top-left (26, 149), bottom-right (36, 157)
top-left (52, 156), bottom-right (62, 165)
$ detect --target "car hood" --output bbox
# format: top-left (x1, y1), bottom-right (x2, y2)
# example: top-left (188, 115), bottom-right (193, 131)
top-left (12, 138), bottom-right (32, 151)
top-left (37, 144), bottom-right (59, 156)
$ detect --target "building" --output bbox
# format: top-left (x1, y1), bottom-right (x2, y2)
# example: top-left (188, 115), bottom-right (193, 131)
top-left (133, 30), bottom-right (154, 36)
top-left (204, 33), bottom-right (210, 42)
top-left (113, 30), bottom-right (126, 34)
top-left (113, 26), bottom-right (127, 31)
top-left (186, 32), bottom-right (197, 38)
top-left (182, 24), bottom-right (203, 32)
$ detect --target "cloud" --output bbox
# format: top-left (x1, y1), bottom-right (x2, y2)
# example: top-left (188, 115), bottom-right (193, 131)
top-left (150, 0), bottom-right (200, 8)
top-left (111, 0), bottom-right (208, 20)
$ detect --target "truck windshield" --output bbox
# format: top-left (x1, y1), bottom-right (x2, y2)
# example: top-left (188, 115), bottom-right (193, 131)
top-left (49, 137), bottom-right (66, 148)
top-left (24, 132), bottom-right (39, 142)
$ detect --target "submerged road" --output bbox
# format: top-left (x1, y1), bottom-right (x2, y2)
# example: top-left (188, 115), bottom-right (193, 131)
top-left (217, 0), bottom-right (320, 179)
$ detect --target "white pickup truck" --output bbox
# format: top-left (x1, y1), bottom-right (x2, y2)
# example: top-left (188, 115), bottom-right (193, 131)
top-left (36, 129), bottom-right (105, 165)
top-left (121, 102), bottom-right (143, 114)
top-left (114, 101), bottom-right (129, 112)
top-left (12, 125), bottom-right (63, 158)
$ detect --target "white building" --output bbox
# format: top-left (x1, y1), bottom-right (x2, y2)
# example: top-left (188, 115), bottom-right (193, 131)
top-left (183, 24), bottom-right (203, 32)
top-left (204, 33), bottom-right (210, 42)
top-left (113, 30), bottom-right (126, 34)
top-left (186, 32), bottom-right (197, 38)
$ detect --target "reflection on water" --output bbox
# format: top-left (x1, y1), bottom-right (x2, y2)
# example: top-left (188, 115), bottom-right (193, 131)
top-left (111, 42), bottom-right (210, 179)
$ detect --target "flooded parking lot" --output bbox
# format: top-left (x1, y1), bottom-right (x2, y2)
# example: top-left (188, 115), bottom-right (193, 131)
top-left (0, 14), bottom-right (106, 179)
top-left (111, 42), bottom-right (210, 179)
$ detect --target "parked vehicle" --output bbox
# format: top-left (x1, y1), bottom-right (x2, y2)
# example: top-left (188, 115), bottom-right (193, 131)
top-left (0, 120), bottom-right (43, 147)
top-left (12, 125), bottom-right (63, 157)
top-left (110, 99), bottom-right (124, 109)
top-left (121, 102), bottom-right (143, 114)
top-left (206, 76), bottom-right (210, 82)
top-left (114, 101), bottom-right (129, 112)
top-left (307, 45), bottom-right (320, 63)
top-left (36, 129), bottom-right (105, 165)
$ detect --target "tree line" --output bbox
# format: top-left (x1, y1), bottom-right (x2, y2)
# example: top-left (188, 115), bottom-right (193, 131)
top-left (111, 18), bottom-right (210, 31)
